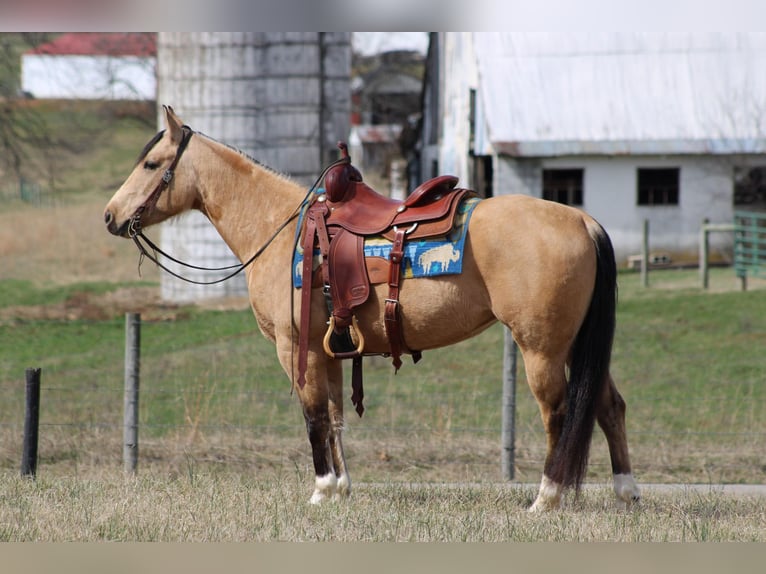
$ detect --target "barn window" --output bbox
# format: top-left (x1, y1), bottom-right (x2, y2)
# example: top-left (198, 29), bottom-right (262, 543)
top-left (637, 168), bottom-right (679, 206)
top-left (734, 166), bottom-right (766, 206)
top-left (542, 169), bottom-right (583, 206)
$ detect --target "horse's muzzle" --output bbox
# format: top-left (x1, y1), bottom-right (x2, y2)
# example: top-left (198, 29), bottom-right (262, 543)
top-left (104, 210), bottom-right (129, 237)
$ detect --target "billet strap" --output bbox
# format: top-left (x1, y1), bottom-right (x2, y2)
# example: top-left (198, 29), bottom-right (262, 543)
top-left (384, 228), bottom-right (407, 372)
top-left (313, 203), bottom-right (332, 289)
top-left (351, 356), bottom-right (364, 416)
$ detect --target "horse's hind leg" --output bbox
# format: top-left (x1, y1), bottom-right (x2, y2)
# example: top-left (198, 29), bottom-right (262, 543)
top-left (523, 351), bottom-right (568, 511)
top-left (597, 373), bottom-right (640, 507)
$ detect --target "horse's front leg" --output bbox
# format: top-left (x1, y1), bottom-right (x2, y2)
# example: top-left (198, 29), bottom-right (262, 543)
top-left (327, 359), bottom-right (351, 499)
top-left (277, 342), bottom-right (337, 504)
top-left (303, 359), bottom-right (353, 503)
top-left (302, 397), bottom-right (338, 504)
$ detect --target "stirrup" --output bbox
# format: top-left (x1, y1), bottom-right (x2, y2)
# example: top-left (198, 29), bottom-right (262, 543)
top-left (323, 315), bottom-right (365, 358)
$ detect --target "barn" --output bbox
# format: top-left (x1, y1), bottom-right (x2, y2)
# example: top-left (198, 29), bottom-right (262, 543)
top-left (21, 33), bottom-right (157, 100)
top-left (417, 33), bottom-right (766, 266)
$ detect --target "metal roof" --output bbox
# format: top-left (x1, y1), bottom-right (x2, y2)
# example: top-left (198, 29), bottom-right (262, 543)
top-left (473, 33), bottom-right (766, 156)
top-left (26, 33), bottom-right (156, 57)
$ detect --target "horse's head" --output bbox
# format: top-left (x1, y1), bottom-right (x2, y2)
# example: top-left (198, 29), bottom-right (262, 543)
top-left (104, 105), bottom-right (199, 237)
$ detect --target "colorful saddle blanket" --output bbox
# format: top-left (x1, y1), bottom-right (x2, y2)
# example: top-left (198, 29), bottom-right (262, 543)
top-left (293, 195), bottom-right (481, 288)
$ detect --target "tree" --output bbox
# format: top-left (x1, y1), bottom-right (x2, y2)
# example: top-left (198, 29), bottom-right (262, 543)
top-left (0, 33), bottom-right (155, 202)
top-left (0, 33), bottom-right (56, 188)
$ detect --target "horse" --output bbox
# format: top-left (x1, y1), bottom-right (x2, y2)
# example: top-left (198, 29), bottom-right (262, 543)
top-left (104, 106), bottom-right (640, 511)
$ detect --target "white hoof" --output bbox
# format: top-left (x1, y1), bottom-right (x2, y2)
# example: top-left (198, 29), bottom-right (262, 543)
top-left (309, 491), bottom-right (328, 505)
top-left (309, 473), bottom-right (337, 505)
top-left (529, 475), bottom-right (562, 512)
top-left (334, 473), bottom-right (351, 500)
top-left (613, 473), bottom-right (641, 506)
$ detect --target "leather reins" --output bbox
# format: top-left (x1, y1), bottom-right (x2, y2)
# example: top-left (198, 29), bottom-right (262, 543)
top-left (126, 126), bottom-right (348, 285)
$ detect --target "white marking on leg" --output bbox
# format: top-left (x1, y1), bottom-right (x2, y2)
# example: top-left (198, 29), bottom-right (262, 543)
top-left (613, 473), bottom-right (641, 508)
top-left (309, 472), bottom-right (338, 505)
top-left (529, 475), bottom-right (563, 512)
top-left (335, 472), bottom-right (351, 499)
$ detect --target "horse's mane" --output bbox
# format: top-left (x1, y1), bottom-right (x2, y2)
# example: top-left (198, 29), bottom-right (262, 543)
top-left (135, 127), bottom-right (293, 183)
top-left (195, 131), bottom-right (292, 182)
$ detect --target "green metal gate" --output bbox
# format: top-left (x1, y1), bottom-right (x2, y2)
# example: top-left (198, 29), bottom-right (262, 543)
top-left (734, 210), bottom-right (766, 282)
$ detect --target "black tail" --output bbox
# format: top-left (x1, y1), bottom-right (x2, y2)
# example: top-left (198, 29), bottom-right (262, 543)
top-left (546, 222), bottom-right (617, 491)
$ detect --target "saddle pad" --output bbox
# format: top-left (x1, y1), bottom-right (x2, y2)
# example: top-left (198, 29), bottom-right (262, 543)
top-left (293, 196), bottom-right (481, 288)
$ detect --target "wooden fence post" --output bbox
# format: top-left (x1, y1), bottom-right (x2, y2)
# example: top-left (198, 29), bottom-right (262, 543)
top-left (641, 219), bottom-right (649, 288)
top-left (124, 313), bottom-right (141, 474)
top-left (700, 218), bottom-right (710, 289)
top-left (501, 328), bottom-right (518, 481)
top-left (21, 367), bottom-right (41, 478)
top-left (700, 220), bottom-right (738, 290)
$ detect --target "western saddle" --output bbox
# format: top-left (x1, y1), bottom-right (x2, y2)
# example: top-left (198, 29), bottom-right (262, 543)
top-left (298, 143), bottom-right (475, 415)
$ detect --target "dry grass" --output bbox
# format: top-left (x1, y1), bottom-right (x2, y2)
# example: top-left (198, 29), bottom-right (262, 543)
top-left (0, 469), bottom-right (763, 541)
top-left (0, 197), bottom-right (160, 286)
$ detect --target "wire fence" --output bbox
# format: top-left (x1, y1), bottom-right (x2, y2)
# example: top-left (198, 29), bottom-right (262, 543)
top-left (1, 313), bottom-right (764, 486)
top-left (0, 179), bottom-right (52, 206)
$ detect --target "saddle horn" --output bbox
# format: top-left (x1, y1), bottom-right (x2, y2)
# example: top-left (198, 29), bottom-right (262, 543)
top-left (324, 142), bottom-right (362, 202)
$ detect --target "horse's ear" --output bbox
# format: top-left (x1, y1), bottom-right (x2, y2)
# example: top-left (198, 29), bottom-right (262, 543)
top-left (163, 105), bottom-right (184, 144)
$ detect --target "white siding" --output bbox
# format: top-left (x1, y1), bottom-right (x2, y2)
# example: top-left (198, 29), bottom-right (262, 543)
top-left (439, 33), bottom-right (481, 182)
top-left (498, 154), bottom-right (736, 264)
top-left (22, 55), bottom-right (156, 100)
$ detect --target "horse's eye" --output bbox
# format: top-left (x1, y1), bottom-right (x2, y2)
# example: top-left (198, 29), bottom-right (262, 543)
top-left (144, 160), bottom-right (160, 170)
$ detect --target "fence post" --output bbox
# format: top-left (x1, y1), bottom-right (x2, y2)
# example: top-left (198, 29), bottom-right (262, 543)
top-left (21, 367), bottom-right (41, 478)
top-left (700, 218), bottom-right (710, 289)
top-left (701, 220), bottom-right (739, 290)
top-left (641, 219), bottom-right (649, 287)
top-left (124, 313), bottom-right (141, 474)
top-left (501, 327), bottom-right (518, 481)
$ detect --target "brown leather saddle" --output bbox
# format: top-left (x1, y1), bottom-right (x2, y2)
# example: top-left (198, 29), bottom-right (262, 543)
top-left (297, 143), bottom-right (476, 415)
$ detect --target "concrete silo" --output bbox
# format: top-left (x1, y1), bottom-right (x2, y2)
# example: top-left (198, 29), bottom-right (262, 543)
top-left (156, 32), bottom-right (351, 302)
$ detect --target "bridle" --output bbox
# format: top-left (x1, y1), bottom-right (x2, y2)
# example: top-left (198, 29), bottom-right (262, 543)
top-left (126, 126), bottom-right (348, 285)
top-left (127, 125), bottom-right (193, 239)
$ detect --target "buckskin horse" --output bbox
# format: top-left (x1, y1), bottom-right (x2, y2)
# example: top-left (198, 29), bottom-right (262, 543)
top-left (104, 106), bottom-right (640, 510)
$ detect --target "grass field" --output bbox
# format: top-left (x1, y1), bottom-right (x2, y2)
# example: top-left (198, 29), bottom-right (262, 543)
top-left (0, 102), bottom-right (764, 541)
top-left (1, 471), bottom-right (764, 541)
top-left (1, 266), bottom-right (764, 486)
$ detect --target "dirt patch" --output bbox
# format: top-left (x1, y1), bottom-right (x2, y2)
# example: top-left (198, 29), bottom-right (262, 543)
top-left (0, 286), bottom-right (177, 322)
top-left (0, 286), bottom-right (251, 323)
